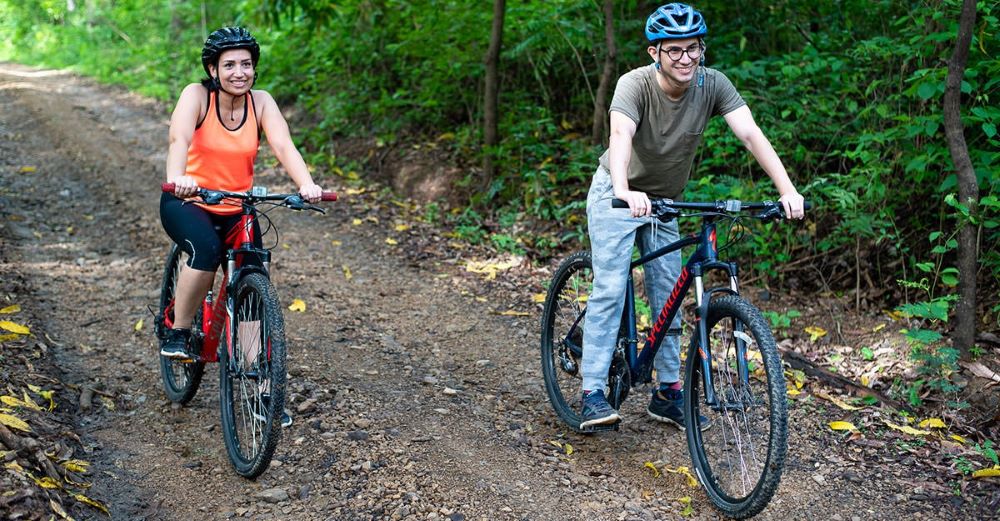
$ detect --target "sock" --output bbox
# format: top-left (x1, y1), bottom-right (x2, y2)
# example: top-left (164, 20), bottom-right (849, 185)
top-left (658, 381), bottom-right (682, 391)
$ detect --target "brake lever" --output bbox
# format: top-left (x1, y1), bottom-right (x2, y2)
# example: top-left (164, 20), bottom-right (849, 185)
top-left (282, 195), bottom-right (326, 214)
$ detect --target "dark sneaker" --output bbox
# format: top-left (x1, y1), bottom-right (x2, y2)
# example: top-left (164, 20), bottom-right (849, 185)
top-left (252, 393), bottom-right (293, 428)
top-left (648, 387), bottom-right (710, 431)
top-left (159, 328), bottom-right (192, 359)
top-left (580, 389), bottom-right (621, 429)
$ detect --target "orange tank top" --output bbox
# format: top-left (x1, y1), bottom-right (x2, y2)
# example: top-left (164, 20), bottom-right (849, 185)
top-left (185, 90), bottom-right (260, 215)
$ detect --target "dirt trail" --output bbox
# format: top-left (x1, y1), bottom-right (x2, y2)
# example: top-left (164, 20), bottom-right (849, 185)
top-left (0, 63), bottom-right (990, 520)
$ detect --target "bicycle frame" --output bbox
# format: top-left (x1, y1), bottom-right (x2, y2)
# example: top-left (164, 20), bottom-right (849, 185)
top-left (164, 204), bottom-right (272, 364)
top-left (566, 214), bottom-right (746, 409)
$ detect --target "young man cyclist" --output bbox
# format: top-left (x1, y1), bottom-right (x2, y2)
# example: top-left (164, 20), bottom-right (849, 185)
top-left (579, 3), bottom-right (805, 429)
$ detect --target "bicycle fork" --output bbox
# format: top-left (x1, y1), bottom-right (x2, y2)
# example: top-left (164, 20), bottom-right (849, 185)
top-left (691, 261), bottom-right (749, 411)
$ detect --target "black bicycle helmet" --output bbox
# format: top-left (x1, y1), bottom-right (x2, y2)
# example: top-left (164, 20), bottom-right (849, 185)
top-left (201, 26), bottom-right (260, 77)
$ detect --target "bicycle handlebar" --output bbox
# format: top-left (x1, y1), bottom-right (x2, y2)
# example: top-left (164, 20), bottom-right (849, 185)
top-left (162, 183), bottom-right (337, 211)
top-left (611, 198), bottom-right (812, 221)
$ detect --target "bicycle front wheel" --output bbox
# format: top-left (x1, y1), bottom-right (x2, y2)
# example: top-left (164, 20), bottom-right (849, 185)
top-left (157, 244), bottom-right (205, 404)
top-left (540, 251), bottom-right (593, 431)
top-left (684, 295), bottom-right (787, 519)
top-left (219, 272), bottom-right (286, 478)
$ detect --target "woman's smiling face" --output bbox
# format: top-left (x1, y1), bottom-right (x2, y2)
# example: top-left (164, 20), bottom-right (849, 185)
top-left (211, 49), bottom-right (254, 93)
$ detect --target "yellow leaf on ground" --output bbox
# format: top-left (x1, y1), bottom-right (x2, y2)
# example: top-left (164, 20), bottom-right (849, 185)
top-left (394, 224), bottom-right (410, 232)
top-left (872, 323), bottom-right (886, 332)
top-left (352, 218), bottom-right (362, 225)
top-left (829, 421), bottom-right (858, 432)
top-left (345, 187), bottom-right (366, 195)
top-left (134, 318), bottom-right (143, 332)
top-left (786, 388), bottom-right (801, 397)
top-left (466, 257), bottom-right (520, 280)
top-left (19, 166), bottom-right (36, 173)
top-left (643, 461), bottom-right (661, 478)
top-left (20, 391), bottom-right (43, 411)
top-left (0, 334), bottom-right (18, 342)
top-left (498, 310), bottom-right (530, 317)
top-left (33, 476), bottom-right (61, 489)
top-left (564, 443), bottom-right (573, 456)
top-left (5, 460), bottom-right (25, 473)
top-left (50, 498), bottom-right (73, 521)
top-left (531, 293), bottom-right (546, 303)
top-left (385, 238), bottom-right (398, 245)
top-left (0, 305), bottom-right (20, 314)
top-left (331, 240), bottom-right (342, 246)
top-left (950, 434), bottom-right (967, 444)
top-left (73, 493), bottom-right (109, 515)
top-left (662, 466), bottom-right (699, 487)
top-left (804, 325), bottom-right (827, 342)
top-left (0, 413), bottom-right (31, 432)
top-left (288, 299), bottom-right (307, 312)
top-left (1, 396), bottom-right (25, 408)
top-left (342, 265), bottom-right (353, 280)
top-left (28, 384), bottom-right (55, 411)
top-left (815, 390), bottom-right (861, 410)
top-left (973, 466), bottom-right (1000, 478)
top-left (99, 396), bottom-right (115, 411)
top-left (62, 459), bottom-right (90, 473)
top-left (0, 321), bottom-right (30, 335)
top-left (918, 418), bottom-right (946, 429)
top-left (882, 419), bottom-right (930, 436)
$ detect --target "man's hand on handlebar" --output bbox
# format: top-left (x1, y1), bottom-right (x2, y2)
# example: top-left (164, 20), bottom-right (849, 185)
top-left (614, 189), bottom-right (652, 218)
top-left (779, 191), bottom-right (806, 220)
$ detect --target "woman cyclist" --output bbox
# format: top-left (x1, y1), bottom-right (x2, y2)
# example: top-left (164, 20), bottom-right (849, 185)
top-left (159, 27), bottom-right (322, 391)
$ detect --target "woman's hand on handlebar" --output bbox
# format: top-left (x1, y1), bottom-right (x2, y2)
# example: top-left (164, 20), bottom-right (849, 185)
top-left (614, 189), bottom-right (651, 218)
top-left (168, 176), bottom-right (200, 198)
top-left (778, 191), bottom-right (806, 220)
top-left (298, 183), bottom-right (323, 204)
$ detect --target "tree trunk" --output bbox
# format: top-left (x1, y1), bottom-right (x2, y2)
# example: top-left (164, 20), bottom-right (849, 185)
top-left (482, 0), bottom-right (506, 186)
top-left (943, 0), bottom-right (978, 355)
top-left (592, 0), bottom-right (617, 146)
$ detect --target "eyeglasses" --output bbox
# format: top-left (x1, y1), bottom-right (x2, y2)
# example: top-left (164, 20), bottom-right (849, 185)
top-left (659, 44), bottom-right (704, 62)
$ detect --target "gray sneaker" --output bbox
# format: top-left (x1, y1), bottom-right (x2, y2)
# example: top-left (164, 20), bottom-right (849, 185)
top-left (580, 389), bottom-right (621, 429)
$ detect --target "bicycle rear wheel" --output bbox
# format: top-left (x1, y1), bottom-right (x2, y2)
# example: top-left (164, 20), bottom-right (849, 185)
top-left (157, 244), bottom-right (205, 404)
top-left (540, 251), bottom-right (593, 431)
top-left (684, 295), bottom-right (787, 519)
top-left (219, 272), bottom-right (286, 478)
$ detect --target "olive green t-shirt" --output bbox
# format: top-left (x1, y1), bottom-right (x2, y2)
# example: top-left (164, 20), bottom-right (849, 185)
top-left (598, 64), bottom-right (745, 198)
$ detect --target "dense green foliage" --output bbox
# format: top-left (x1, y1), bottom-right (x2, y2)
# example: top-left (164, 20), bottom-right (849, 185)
top-left (1, 1), bottom-right (997, 329)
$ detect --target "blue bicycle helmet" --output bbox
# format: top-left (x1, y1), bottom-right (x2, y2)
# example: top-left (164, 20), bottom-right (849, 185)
top-left (645, 3), bottom-right (707, 42)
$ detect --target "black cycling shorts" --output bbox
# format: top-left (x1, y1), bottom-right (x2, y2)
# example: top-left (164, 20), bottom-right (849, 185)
top-left (159, 193), bottom-right (262, 272)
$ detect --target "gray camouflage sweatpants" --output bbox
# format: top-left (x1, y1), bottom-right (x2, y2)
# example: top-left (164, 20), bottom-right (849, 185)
top-left (581, 166), bottom-right (682, 393)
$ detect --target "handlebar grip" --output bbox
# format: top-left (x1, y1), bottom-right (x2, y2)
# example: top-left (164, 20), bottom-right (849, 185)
top-left (162, 182), bottom-right (176, 193)
top-left (611, 198), bottom-right (628, 208)
top-left (321, 192), bottom-right (338, 202)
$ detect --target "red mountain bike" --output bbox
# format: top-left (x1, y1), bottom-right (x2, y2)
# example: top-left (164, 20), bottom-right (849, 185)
top-left (154, 183), bottom-right (336, 477)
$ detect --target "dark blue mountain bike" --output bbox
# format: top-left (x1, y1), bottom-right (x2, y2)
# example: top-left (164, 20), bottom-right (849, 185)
top-left (540, 198), bottom-right (809, 518)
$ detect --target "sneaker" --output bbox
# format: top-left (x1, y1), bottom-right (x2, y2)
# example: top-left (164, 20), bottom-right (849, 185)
top-left (580, 389), bottom-right (621, 429)
top-left (252, 393), bottom-right (293, 428)
top-left (647, 387), bottom-right (711, 431)
top-left (160, 328), bottom-right (192, 359)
